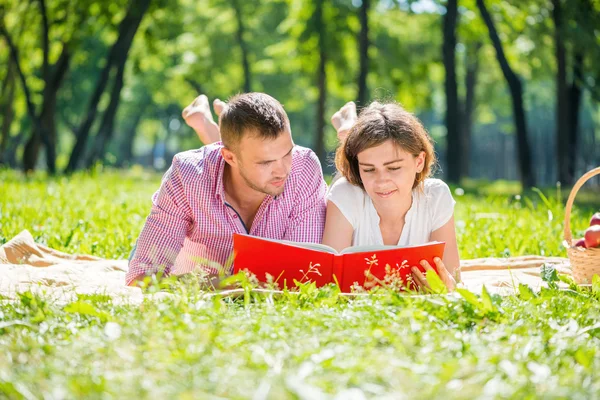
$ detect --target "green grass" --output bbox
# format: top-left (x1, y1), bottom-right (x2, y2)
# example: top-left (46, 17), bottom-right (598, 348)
top-left (2, 169), bottom-right (597, 259)
top-left (1, 170), bottom-right (600, 398)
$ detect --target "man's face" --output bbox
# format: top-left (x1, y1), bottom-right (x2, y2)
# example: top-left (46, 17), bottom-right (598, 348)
top-left (232, 130), bottom-right (295, 197)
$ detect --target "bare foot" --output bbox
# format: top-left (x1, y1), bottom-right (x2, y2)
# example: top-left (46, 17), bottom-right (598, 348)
top-left (331, 101), bottom-right (357, 142)
top-left (213, 98), bottom-right (227, 118)
top-left (182, 95), bottom-right (221, 145)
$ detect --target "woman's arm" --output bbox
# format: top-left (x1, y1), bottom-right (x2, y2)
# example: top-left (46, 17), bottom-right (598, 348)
top-left (429, 215), bottom-right (460, 280)
top-left (321, 201), bottom-right (354, 253)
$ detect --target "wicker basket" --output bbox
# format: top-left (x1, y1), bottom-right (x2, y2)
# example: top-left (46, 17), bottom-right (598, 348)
top-left (564, 166), bottom-right (600, 284)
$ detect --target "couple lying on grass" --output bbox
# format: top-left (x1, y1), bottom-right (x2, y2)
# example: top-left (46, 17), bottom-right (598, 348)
top-left (126, 92), bottom-right (460, 292)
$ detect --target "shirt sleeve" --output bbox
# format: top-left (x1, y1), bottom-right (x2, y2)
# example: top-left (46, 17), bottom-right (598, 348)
top-left (126, 155), bottom-right (193, 285)
top-left (283, 150), bottom-right (327, 243)
top-left (428, 180), bottom-right (456, 232)
top-left (326, 177), bottom-right (362, 229)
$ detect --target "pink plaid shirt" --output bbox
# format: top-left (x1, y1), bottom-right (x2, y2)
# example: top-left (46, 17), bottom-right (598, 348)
top-left (126, 143), bottom-right (327, 285)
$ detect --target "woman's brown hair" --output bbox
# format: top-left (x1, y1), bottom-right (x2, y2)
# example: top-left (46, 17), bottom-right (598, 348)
top-left (335, 102), bottom-right (437, 190)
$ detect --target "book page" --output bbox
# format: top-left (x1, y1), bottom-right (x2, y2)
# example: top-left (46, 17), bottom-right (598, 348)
top-left (340, 241), bottom-right (444, 254)
top-left (235, 234), bottom-right (339, 254)
top-left (280, 240), bottom-right (338, 254)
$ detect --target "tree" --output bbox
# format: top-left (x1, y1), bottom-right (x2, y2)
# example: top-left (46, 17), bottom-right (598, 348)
top-left (0, 58), bottom-right (16, 165)
top-left (231, 0), bottom-right (252, 92)
top-left (552, 0), bottom-right (571, 185)
top-left (0, 0), bottom-right (79, 173)
top-left (314, 0), bottom-right (327, 163)
top-left (65, 0), bottom-right (151, 173)
top-left (84, 59), bottom-right (127, 168)
top-left (356, 0), bottom-right (370, 106)
top-left (461, 41), bottom-right (482, 178)
top-left (476, 0), bottom-right (535, 189)
top-left (443, 0), bottom-right (461, 184)
top-left (553, 0), bottom-right (594, 185)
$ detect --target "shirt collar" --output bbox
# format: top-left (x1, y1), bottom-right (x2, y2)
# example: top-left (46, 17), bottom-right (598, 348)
top-left (214, 143), bottom-right (227, 203)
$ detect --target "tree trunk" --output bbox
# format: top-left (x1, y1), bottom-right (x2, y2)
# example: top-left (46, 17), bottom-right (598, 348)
top-left (314, 0), bottom-right (327, 164)
top-left (21, 45), bottom-right (71, 173)
top-left (461, 41), bottom-right (481, 178)
top-left (4, 0), bottom-right (80, 173)
top-left (0, 59), bottom-right (16, 165)
top-left (24, 0), bottom-right (58, 174)
top-left (232, 0), bottom-right (251, 93)
top-left (85, 60), bottom-right (126, 168)
top-left (476, 0), bottom-right (535, 189)
top-left (552, 0), bottom-right (572, 185)
top-left (65, 0), bottom-right (151, 173)
top-left (0, 22), bottom-right (51, 173)
top-left (117, 103), bottom-right (148, 167)
top-left (39, 97), bottom-right (59, 174)
top-left (443, 0), bottom-right (460, 184)
top-left (5, 130), bottom-right (24, 168)
top-left (357, 0), bottom-right (370, 106)
top-left (568, 51), bottom-right (583, 180)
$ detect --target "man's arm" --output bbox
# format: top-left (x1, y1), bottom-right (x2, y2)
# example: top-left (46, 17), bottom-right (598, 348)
top-left (283, 151), bottom-right (328, 243)
top-left (127, 156), bottom-right (193, 286)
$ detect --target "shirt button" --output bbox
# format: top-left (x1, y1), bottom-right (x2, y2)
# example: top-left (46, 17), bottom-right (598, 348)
top-left (233, 214), bottom-right (238, 218)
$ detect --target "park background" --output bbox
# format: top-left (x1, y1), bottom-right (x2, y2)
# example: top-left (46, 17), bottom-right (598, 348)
top-left (2, 1), bottom-right (600, 398)
top-left (1, 0), bottom-right (599, 188)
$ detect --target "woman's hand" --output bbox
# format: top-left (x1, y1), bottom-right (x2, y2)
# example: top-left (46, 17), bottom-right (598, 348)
top-left (410, 257), bottom-right (457, 293)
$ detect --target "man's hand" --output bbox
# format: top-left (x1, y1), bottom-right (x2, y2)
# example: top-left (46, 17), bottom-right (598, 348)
top-left (410, 257), bottom-right (457, 292)
top-left (182, 95), bottom-right (224, 145)
top-left (127, 273), bottom-right (157, 288)
top-left (331, 101), bottom-right (357, 143)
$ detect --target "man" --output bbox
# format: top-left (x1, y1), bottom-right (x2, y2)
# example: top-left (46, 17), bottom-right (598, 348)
top-left (126, 93), bottom-right (329, 286)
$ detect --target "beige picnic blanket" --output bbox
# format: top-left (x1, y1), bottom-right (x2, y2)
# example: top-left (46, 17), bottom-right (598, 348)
top-left (0, 230), bottom-right (573, 302)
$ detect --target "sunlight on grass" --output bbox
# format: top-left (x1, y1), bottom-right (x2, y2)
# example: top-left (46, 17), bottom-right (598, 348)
top-left (2, 170), bottom-right (597, 259)
top-left (1, 170), bottom-right (599, 398)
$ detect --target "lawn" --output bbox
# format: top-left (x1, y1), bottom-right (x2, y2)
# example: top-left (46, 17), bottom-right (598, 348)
top-left (1, 169), bottom-right (600, 398)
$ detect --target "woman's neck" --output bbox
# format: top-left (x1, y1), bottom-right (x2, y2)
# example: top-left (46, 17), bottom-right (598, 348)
top-left (373, 192), bottom-right (413, 226)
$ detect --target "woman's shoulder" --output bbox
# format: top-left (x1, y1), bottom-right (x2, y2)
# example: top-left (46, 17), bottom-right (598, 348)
top-left (421, 178), bottom-right (452, 197)
top-left (419, 178), bottom-right (455, 230)
top-left (327, 176), bottom-right (367, 208)
top-left (417, 178), bottom-right (454, 210)
top-left (326, 176), bottom-right (367, 228)
top-left (328, 176), bottom-right (365, 197)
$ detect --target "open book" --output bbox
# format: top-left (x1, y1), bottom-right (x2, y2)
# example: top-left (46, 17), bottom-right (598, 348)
top-left (232, 233), bottom-right (445, 293)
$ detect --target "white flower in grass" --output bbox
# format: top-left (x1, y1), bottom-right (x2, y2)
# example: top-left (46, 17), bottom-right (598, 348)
top-left (334, 388), bottom-right (367, 400)
top-left (104, 322), bottom-right (122, 340)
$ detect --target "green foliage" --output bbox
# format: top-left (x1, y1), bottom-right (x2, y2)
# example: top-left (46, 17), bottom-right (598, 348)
top-left (1, 171), bottom-right (600, 396)
top-left (1, 280), bottom-right (599, 397)
top-left (4, 0), bottom-right (598, 175)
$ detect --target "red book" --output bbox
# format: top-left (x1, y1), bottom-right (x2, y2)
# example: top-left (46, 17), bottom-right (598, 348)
top-left (232, 233), bottom-right (445, 293)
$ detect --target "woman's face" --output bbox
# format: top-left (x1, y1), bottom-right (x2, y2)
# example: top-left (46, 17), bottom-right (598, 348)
top-left (356, 140), bottom-right (425, 205)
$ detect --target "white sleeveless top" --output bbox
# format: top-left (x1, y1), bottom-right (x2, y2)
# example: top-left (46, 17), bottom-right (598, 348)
top-left (327, 177), bottom-right (455, 247)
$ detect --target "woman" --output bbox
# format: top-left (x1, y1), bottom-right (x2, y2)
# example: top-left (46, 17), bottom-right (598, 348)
top-left (325, 101), bottom-right (459, 291)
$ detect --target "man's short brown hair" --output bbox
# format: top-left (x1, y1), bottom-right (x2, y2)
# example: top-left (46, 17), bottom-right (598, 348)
top-left (219, 92), bottom-right (290, 149)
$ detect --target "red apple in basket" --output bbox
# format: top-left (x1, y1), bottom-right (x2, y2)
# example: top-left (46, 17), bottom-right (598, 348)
top-left (591, 212), bottom-right (600, 227)
top-left (574, 238), bottom-right (586, 248)
top-left (584, 225), bottom-right (600, 249)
